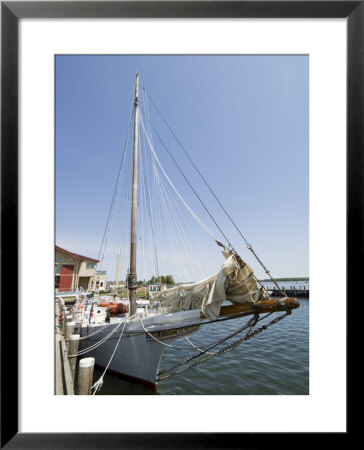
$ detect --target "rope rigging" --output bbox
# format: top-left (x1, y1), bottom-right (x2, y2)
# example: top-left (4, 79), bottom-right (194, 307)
top-left (149, 121), bottom-right (234, 251)
top-left (140, 113), bottom-right (221, 245)
top-left (140, 103), bottom-right (210, 283)
top-left (97, 102), bottom-right (135, 265)
top-left (91, 316), bottom-right (130, 395)
top-left (144, 87), bottom-right (284, 295)
top-left (157, 310), bottom-right (291, 382)
top-left (97, 76), bottom-right (284, 302)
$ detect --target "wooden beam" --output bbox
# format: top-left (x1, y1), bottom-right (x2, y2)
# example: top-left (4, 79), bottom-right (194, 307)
top-left (201, 297), bottom-right (300, 319)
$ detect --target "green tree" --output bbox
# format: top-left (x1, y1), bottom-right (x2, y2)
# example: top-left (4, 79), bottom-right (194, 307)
top-left (165, 275), bottom-right (175, 285)
top-left (148, 275), bottom-right (175, 285)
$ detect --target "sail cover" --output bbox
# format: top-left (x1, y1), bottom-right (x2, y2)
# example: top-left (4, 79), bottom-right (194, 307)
top-left (149, 249), bottom-right (268, 320)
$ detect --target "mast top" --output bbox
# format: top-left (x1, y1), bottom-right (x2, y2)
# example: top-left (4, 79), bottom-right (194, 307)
top-left (134, 73), bottom-right (139, 106)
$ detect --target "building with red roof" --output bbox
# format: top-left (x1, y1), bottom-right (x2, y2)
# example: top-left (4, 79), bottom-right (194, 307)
top-left (55, 245), bottom-right (102, 292)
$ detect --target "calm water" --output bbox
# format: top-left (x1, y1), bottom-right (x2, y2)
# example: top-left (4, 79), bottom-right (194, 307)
top-left (92, 296), bottom-right (309, 395)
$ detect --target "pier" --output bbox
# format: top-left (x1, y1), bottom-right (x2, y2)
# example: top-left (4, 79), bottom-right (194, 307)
top-left (269, 286), bottom-right (309, 298)
top-left (55, 297), bottom-right (95, 395)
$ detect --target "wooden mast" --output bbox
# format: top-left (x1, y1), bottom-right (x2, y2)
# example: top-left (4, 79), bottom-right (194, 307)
top-left (128, 73), bottom-right (139, 317)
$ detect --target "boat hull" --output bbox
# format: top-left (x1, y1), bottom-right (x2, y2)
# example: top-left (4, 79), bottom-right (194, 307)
top-left (78, 317), bottom-right (200, 388)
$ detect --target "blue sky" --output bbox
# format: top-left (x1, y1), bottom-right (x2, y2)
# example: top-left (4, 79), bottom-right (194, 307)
top-left (56, 55), bottom-right (308, 281)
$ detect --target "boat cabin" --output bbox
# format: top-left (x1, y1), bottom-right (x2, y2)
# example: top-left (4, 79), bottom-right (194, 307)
top-left (148, 284), bottom-right (167, 294)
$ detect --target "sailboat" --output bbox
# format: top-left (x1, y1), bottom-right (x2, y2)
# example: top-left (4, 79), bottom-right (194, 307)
top-left (71, 74), bottom-right (300, 392)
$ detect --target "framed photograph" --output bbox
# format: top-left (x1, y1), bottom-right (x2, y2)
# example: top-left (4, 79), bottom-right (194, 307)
top-left (2, 1), bottom-right (355, 447)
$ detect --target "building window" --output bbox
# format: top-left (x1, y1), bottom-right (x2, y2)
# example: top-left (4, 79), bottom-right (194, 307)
top-left (55, 264), bottom-right (62, 274)
top-left (86, 263), bottom-right (95, 269)
top-left (55, 276), bottom-right (60, 288)
top-left (56, 258), bottom-right (63, 263)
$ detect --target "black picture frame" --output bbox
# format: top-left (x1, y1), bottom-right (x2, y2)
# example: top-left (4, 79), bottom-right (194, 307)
top-left (1, 1), bottom-right (355, 448)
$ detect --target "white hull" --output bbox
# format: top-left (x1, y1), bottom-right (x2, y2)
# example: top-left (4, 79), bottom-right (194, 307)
top-left (78, 310), bottom-right (203, 388)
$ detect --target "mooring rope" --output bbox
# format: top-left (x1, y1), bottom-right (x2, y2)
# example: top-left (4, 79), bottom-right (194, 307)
top-left (91, 316), bottom-right (131, 395)
top-left (69, 318), bottom-right (126, 357)
top-left (75, 323), bottom-right (110, 340)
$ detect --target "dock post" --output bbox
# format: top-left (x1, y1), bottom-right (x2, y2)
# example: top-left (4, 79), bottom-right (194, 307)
top-left (68, 334), bottom-right (80, 382)
top-left (63, 314), bottom-right (73, 335)
top-left (55, 334), bottom-right (64, 394)
top-left (65, 321), bottom-right (75, 351)
top-left (77, 357), bottom-right (95, 395)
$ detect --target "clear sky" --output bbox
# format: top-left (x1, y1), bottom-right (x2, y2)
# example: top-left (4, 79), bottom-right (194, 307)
top-left (56, 55), bottom-right (308, 282)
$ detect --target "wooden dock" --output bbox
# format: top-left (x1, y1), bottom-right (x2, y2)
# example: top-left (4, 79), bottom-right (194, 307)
top-left (55, 297), bottom-right (75, 394)
top-left (270, 287), bottom-right (309, 298)
top-left (55, 333), bottom-right (74, 395)
top-left (55, 296), bottom-right (95, 395)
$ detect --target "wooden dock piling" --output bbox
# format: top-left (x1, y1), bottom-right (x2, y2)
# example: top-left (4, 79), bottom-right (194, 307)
top-left (63, 314), bottom-right (73, 335)
top-left (77, 357), bottom-right (95, 395)
top-left (68, 334), bottom-right (80, 382)
top-left (65, 321), bottom-right (75, 351)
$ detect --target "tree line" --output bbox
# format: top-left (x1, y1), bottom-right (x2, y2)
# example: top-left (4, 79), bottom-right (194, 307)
top-left (148, 275), bottom-right (175, 285)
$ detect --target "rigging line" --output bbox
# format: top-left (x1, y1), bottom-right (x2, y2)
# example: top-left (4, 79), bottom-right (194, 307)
top-left (139, 318), bottom-right (220, 351)
top-left (185, 336), bottom-right (215, 355)
top-left (157, 165), bottom-right (215, 276)
top-left (140, 311), bottom-right (268, 352)
top-left (139, 114), bottom-right (220, 245)
top-left (98, 119), bottom-right (131, 265)
top-left (139, 116), bottom-right (160, 278)
top-left (141, 85), bottom-right (155, 150)
top-left (76, 323), bottom-right (110, 340)
top-left (105, 152), bottom-right (130, 276)
top-left (91, 315), bottom-right (132, 395)
top-left (146, 91), bottom-right (283, 293)
top-left (159, 169), bottom-right (190, 282)
top-left (149, 121), bottom-right (234, 250)
top-left (112, 178), bottom-right (128, 284)
top-left (145, 91), bottom-right (234, 246)
top-left (151, 153), bottom-right (163, 282)
top-left (157, 316), bottom-right (261, 381)
top-left (153, 157), bottom-right (184, 282)
top-left (98, 104), bottom-right (134, 263)
top-left (147, 92), bottom-right (241, 235)
top-left (116, 146), bottom-right (132, 256)
top-left (153, 161), bottom-right (183, 278)
top-left (140, 317), bottom-right (195, 349)
top-left (155, 153), bottom-right (195, 282)
top-left (102, 308), bottom-right (276, 339)
top-left (68, 318), bottom-right (126, 356)
top-left (157, 167), bottom-right (206, 280)
top-left (143, 104), bottom-right (191, 281)
top-left (118, 150), bottom-right (133, 283)
top-left (157, 314), bottom-right (262, 376)
top-left (140, 134), bottom-right (158, 283)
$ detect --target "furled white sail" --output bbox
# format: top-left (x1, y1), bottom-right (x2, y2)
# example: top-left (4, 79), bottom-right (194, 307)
top-left (149, 249), bottom-right (268, 320)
